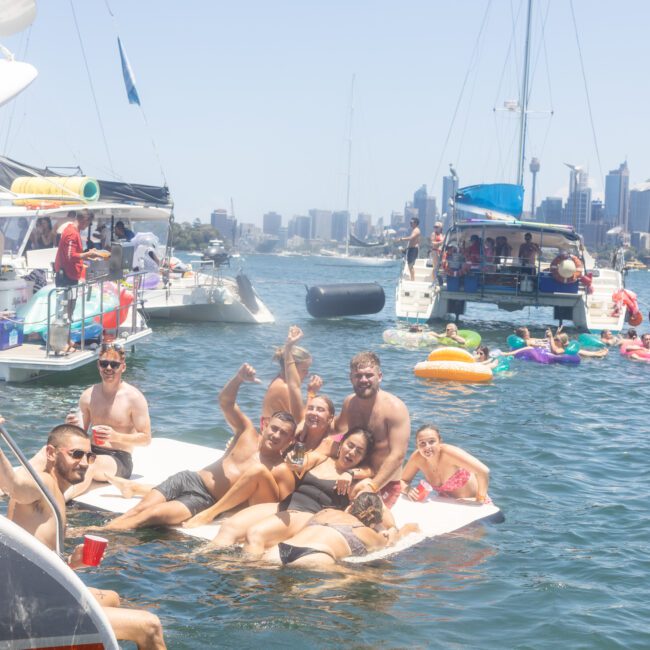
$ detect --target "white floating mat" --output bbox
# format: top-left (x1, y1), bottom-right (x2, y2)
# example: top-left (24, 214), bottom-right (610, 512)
top-left (73, 437), bottom-right (503, 561)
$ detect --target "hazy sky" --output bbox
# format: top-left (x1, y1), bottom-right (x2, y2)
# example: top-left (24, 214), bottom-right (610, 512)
top-left (1, 1), bottom-right (648, 226)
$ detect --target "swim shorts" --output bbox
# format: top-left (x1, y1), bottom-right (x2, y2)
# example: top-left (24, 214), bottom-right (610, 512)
top-left (153, 470), bottom-right (216, 516)
top-left (91, 445), bottom-right (133, 479)
top-left (378, 480), bottom-right (402, 509)
top-left (406, 247), bottom-right (419, 266)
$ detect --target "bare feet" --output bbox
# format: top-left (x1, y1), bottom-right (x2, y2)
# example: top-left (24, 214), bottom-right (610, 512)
top-left (106, 475), bottom-right (134, 499)
top-left (182, 510), bottom-right (215, 529)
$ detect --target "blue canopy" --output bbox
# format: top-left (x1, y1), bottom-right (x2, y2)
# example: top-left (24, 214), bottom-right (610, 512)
top-left (455, 183), bottom-right (524, 218)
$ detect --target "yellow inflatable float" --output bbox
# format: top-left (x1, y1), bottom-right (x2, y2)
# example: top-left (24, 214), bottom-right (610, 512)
top-left (414, 347), bottom-right (493, 382)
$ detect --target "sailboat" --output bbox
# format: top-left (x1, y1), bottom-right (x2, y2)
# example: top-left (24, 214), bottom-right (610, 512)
top-left (395, 0), bottom-right (626, 332)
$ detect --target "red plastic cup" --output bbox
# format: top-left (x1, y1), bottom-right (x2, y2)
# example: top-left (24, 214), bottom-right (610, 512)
top-left (82, 534), bottom-right (108, 566)
top-left (92, 426), bottom-right (105, 446)
top-left (415, 481), bottom-right (433, 502)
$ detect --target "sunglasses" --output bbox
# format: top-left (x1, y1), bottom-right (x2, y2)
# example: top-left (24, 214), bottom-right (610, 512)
top-left (98, 359), bottom-right (122, 369)
top-left (101, 341), bottom-right (125, 352)
top-left (60, 448), bottom-right (97, 463)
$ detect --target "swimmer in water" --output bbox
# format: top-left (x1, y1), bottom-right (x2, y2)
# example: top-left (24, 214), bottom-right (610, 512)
top-left (430, 323), bottom-right (466, 345)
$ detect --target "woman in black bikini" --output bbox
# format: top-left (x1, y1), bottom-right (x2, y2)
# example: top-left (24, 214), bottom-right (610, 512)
top-left (207, 428), bottom-right (374, 555)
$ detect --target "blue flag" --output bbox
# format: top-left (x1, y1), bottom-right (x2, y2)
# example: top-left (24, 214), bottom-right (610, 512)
top-left (118, 37), bottom-right (141, 106)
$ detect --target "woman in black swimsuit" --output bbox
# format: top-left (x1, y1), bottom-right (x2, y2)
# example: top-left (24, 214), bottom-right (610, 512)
top-left (209, 428), bottom-right (374, 557)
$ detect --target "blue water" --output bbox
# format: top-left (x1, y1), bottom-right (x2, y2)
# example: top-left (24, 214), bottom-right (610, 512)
top-left (2, 257), bottom-right (649, 649)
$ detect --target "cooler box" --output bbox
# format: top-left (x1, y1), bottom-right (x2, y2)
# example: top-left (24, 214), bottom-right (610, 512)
top-left (446, 276), bottom-right (461, 291)
top-left (538, 273), bottom-right (579, 294)
top-left (464, 274), bottom-right (480, 292)
top-left (0, 316), bottom-right (24, 350)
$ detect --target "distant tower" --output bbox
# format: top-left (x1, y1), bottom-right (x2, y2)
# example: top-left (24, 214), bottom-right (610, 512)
top-left (529, 157), bottom-right (540, 219)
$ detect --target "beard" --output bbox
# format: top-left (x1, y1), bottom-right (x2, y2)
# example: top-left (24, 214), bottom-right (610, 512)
top-left (55, 456), bottom-right (87, 485)
top-left (353, 384), bottom-right (377, 399)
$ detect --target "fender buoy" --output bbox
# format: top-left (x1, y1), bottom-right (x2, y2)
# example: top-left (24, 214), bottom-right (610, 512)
top-left (97, 289), bottom-right (133, 330)
top-left (550, 254), bottom-right (583, 284)
top-left (306, 283), bottom-right (385, 318)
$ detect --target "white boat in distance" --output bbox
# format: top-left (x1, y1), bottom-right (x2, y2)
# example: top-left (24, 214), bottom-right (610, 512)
top-left (0, 156), bottom-right (274, 325)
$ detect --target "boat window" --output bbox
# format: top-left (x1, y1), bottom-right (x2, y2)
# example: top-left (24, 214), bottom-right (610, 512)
top-left (0, 216), bottom-right (32, 254)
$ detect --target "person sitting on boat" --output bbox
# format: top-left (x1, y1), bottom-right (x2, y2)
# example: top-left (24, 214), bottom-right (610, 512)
top-left (483, 237), bottom-right (497, 270)
top-left (518, 232), bottom-right (540, 271)
top-left (29, 216), bottom-right (56, 249)
top-left (0, 424), bottom-right (167, 650)
top-left (465, 234), bottom-right (482, 266)
top-left (262, 329), bottom-right (322, 431)
top-left (600, 329), bottom-right (622, 346)
top-left (201, 428), bottom-right (375, 557)
top-left (334, 351), bottom-right (411, 508)
top-left (400, 425), bottom-right (490, 503)
top-left (101, 363), bottom-right (297, 531)
top-left (31, 342), bottom-right (151, 500)
top-left (274, 493), bottom-right (419, 568)
top-left (430, 221), bottom-right (444, 280)
top-left (114, 220), bottom-right (135, 242)
top-left (474, 345), bottom-right (499, 368)
top-left (495, 236), bottom-right (513, 264)
top-left (430, 323), bottom-right (466, 345)
top-left (400, 217), bottom-right (421, 281)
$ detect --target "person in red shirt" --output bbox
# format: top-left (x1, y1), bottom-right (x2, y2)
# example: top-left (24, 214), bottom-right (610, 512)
top-left (54, 210), bottom-right (107, 346)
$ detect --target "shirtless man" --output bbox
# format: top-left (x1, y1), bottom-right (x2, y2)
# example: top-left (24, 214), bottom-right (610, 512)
top-left (334, 352), bottom-right (410, 508)
top-left (430, 221), bottom-right (444, 281)
top-left (0, 424), bottom-right (165, 650)
top-left (401, 217), bottom-right (421, 281)
top-left (518, 232), bottom-right (540, 269)
top-left (102, 363), bottom-right (296, 530)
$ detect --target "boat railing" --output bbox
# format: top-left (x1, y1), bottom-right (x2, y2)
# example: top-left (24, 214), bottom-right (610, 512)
top-left (0, 423), bottom-right (65, 557)
top-left (44, 270), bottom-right (150, 357)
top-left (190, 259), bottom-right (223, 289)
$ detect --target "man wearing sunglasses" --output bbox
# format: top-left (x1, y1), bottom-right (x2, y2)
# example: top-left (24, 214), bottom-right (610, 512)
top-left (60, 342), bottom-right (152, 500)
top-left (0, 423), bottom-right (166, 649)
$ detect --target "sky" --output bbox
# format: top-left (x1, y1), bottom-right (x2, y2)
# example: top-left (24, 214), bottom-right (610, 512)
top-left (1, 0), bottom-right (649, 227)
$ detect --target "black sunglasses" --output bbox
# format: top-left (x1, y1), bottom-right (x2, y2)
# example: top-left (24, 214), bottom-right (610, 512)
top-left (60, 448), bottom-right (97, 463)
top-left (98, 359), bottom-right (122, 369)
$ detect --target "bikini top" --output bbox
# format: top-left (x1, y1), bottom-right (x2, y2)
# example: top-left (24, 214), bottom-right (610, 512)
top-left (433, 468), bottom-right (471, 494)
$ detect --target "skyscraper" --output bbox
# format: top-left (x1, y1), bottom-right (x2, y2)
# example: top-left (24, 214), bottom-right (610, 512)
top-left (629, 182), bottom-right (650, 233)
top-left (210, 208), bottom-right (236, 242)
top-left (263, 211), bottom-right (282, 236)
top-left (309, 209), bottom-right (333, 241)
top-left (355, 213), bottom-right (372, 240)
top-left (538, 197), bottom-right (563, 224)
top-left (604, 161), bottom-right (630, 229)
top-left (413, 185), bottom-right (437, 238)
top-left (564, 168), bottom-right (591, 232)
top-left (288, 215), bottom-right (311, 240)
top-left (331, 211), bottom-right (350, 242)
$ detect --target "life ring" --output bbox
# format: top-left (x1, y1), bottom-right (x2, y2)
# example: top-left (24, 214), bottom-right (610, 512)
top-left (414, 360), bottom-right (493, 382)
top-left (382, 328), bottom-right (437, 348)
top-left (428, 347), bottom-right (475, 363)
top-left (550, 254), bottom-right (583, 284)
top-left (435, 329), bottom-right (482, 349)
top-left (628, 311), bottom-right (643, 326)
top-left (513, 348), bottom-right (580, 365)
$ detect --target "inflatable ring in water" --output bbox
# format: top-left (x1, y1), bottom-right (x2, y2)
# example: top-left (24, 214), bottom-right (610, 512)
top-left (383, 328), bottom-right (438, 348)
top-left (414, 359), bottom-right (493, 382)
top-left (578, 333), bottom-right (606, 350)
top-left (513, 348), bottom-right (580, 365)
top-left (507, 334), bottom-right (526, 350)
top-left (550, 254), bottom-right (583, 284)
top-left (428, 347), bottom-right (474, 363)
top-left (436, 329), bottom-right (481, 349)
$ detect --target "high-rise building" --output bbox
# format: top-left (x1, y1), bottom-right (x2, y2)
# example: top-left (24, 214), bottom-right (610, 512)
top-left (538, 197), bottom-right (563, 224)
top-left (413, 185), bottom-right (437, 239)
top-left (604, 161), bottom-right (630, 229)
top-left (210, 209), bottom-right (236, 243)
top-left (628, 183), bottom-right (650, 233)
top-left (263, 211), bottom-right (282, 236)
top-left (355, 213), bottom-right (372, 240)
top-left (331, 211), bottom-right (350, 242)
top-left (288, 215), bottom-right (311, 240)
top-left (441, 174), bottom-right (458, 228)
top-left (564, 169), bottom-right (591, 232)
top-left (309, 209), bottom-right (333, 241)
top-left (390, 211), bottom-right (404, 228)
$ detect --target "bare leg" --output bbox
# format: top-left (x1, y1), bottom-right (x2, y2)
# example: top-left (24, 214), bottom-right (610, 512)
top-left (88, 586), bottom-right (121, 607)
top-left (205, 502), bottom-right (279, 550)
top-left (184, 465), bottom-right (279, 528)
top-left (243, 511), bottom-right (312, 558)
top-left (102, 490), bottom-right (191, 531)
top-left (102, 606), bottom-right (166, 650)
top-left (106, 475), bottom-right (154, 499)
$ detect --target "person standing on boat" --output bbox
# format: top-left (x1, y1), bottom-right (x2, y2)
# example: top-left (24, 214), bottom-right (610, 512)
top-left (518, 232), bottom-right (540, 271)
top-left (54, 209), bottom-right (108, 347)
top-left (430, 221), bottom-right (444, 281)
top-left (0, 424), bottom-right (166, 650)
top-left (334, 351), bottom-right (411, 508)
top-left (400, 217), bottom-right (421, 281)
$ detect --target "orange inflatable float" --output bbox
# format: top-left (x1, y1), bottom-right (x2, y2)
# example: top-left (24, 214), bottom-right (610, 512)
top-left (415, 346), bottom-right (493, 382)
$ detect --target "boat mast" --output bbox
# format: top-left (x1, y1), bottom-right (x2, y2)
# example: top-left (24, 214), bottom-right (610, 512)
top-left (345, 74), bottom-right (355, 257)
top-left (516, 0), bottom-right (533, 187)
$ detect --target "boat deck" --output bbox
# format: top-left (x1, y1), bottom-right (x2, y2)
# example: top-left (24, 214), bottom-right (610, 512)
top-left (0, 328), bottom-right (151, 382)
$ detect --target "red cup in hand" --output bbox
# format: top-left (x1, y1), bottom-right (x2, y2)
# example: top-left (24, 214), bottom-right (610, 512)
top-left (415, 480), bottom-right (433, 502)
top-left (92, 426), bottom-right (107, 446)
top-left (82, 534), bottom-right (108, 566)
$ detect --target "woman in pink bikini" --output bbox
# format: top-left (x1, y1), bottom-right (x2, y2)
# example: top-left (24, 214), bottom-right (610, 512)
top-left (400, 425), bottom-right (490, 503)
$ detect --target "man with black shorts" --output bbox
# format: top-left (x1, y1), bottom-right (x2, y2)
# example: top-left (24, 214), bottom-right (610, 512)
top-left (400, 217), bottom-right (421, 281)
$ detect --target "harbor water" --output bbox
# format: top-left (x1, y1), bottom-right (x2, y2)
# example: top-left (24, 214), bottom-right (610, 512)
top-left (1, 256), bottom-right (649, 649)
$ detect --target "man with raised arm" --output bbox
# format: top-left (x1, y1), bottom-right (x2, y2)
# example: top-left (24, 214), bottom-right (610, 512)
top-left (0, 424), bottom-right (166, 650)
top-left (334, 351), bottom-right (411, 508)
top-left (102, 363), bottom-right (296, 530)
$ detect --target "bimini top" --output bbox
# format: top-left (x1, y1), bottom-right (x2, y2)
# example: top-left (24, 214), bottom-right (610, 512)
top-left (455, 183), bottom-right (524, 219)
top-left (0, 155), bottom-right (171, 207)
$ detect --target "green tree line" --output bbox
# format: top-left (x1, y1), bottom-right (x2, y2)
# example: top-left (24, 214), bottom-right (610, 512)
top-left (169, 220), bottom-right (222, 251)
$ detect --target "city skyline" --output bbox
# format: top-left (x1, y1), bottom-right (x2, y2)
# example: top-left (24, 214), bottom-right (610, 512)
top-left (2, 2), bottom-right (650, 228)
